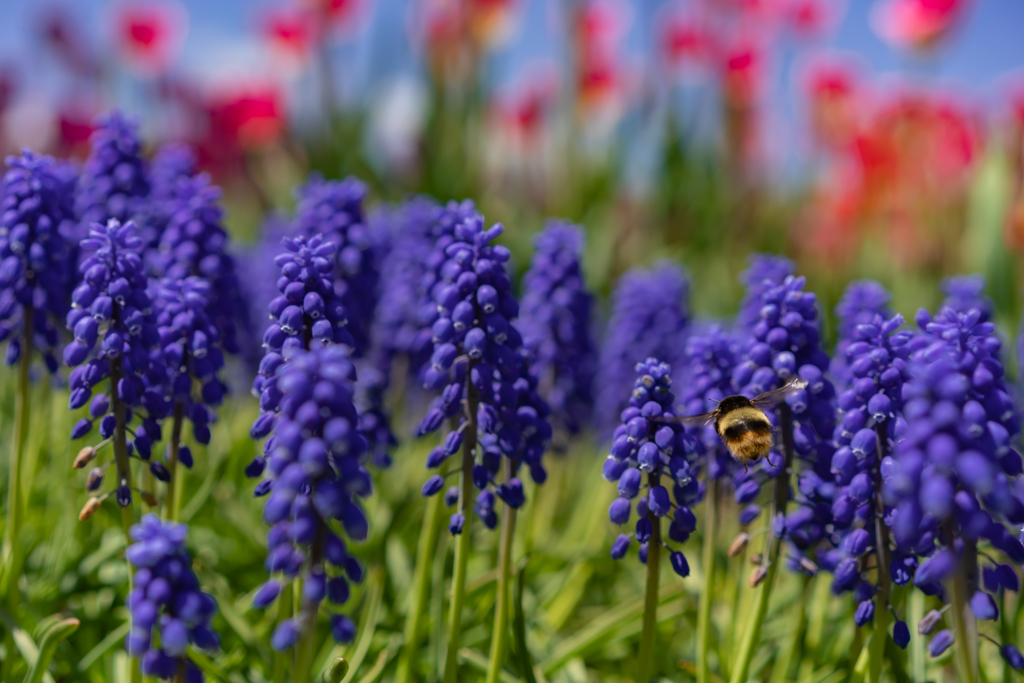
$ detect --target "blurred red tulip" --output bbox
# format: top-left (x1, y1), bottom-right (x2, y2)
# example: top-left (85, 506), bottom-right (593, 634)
top-left (262, 7), bottom-right (315, 66)
top-left (803, 55), bottom-right (862, 148)
top-left (466, 0), bottom-right (518, 48)
top-left (112, 1), bottom-right (188, 76)
top-left (721, 38), bottom-right (763, 106)
top-left (302, 0), bottom-right (368, 37)
top-left (206, 84), bottom-right (286, 152)
top-left (574, 0), bottom-right (629, 117)
top-left (57, 102), bottom-right (99, 157)
top-left (786, 0), bottom-right (842, 39)
top-left (871, 0), bottom-right (968, 52)
top-left (493, 66), bottom-right (557, 150)
top-left (658, 5), bottom-right (718, 78)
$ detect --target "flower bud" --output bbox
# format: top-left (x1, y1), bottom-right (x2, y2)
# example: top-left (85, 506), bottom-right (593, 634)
top-left (749, 565), bottom-right (768, 587)
top-left (728, 532), bottom-right (750, 557)
top-left (73, 446), bottom-right (97, 469)
top-left (79, 496), bottom-right (103, 521)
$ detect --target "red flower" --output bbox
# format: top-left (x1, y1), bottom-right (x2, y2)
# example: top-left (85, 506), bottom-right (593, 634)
top-left (262, 7), bottom-right (315, 65)
top-left (658, 5), bottom-right (718, 77)
top-left (493, 66), bottom-right (557, 149)
top-left (871, 0), bottom-right (969, 52)
top-left (802, 55), bottom-right (862, 147)
top-left (300, 0), bottom-right (368, 37)
top-left (786, 0), bottom-right (842, 39)
top-left (112, 1), bottom-right (188, 76)
top-left (721, 38), bottom-right (763, 106)
top-left (206, 83), bottom-right (286, 152)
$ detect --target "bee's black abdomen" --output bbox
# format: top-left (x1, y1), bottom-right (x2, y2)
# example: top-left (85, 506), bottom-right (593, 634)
top-left (722, 418), bottom-right (772, 441)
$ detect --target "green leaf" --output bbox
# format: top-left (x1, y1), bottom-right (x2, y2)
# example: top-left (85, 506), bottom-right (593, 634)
top-left (457, 648), bottom-right (521, 683)
top-left (187, 646), bottom-right (231, 682)
top-left (510, 562), bottom-right (538, 683)
top-left (22, 617), bottom-right (78, 683)
top-left (78, 622), bottom-right (130, 672)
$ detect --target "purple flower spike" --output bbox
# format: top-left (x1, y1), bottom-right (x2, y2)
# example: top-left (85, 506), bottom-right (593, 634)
top-left (249, 345), bottom-right (371, 645)
top-left (516, 221), bottom-right (597, 436)
top-left (0, 149), bottom-right (75, 372)
top-left (124, 515), bottom-right (219, 671)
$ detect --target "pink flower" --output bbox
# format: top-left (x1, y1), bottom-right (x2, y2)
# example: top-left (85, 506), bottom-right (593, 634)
top-left (300, 0), bottom-right (369, 38)
top-left (786, 0), bottom-right (843, 39)
top-left (111, 1), bottom-right (188, 76)
top-left (205, 83), bottom-right (286, 152)
top-left (657, 4), bottom-right (718, 78)
top-left (262, 7), bottom-right (315, 66)
top-left (871, 0), bottom-right (969, 51)
top-left (802, 54), bottom-right (863, 147)
top-left (493, 65), bottom-right (557, 149)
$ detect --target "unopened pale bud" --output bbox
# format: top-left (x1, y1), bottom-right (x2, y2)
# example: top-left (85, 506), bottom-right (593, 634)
top-left (749, 566), bottom-right (768, 587)
top-left (750, 553), bottom-right (763, 566)
top-left (79, 497), bottom-right (102, 521)
top-left (73, 446), bottom-right (96, 469)
top-left (728, 532), bottom-right (750, 557)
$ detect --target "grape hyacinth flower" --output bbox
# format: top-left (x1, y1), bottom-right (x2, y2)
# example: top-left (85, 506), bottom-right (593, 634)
top-left (516, 221), bottom-right (597, 438)
top-left (0, 149), bottom-right (75, 371)
top-left (248, 346), bottom-right (369, 681)
top-left (249, 233), bottom-right (353, 450)
top-left (831, 280), bottom-right (893, 387)
top-left (826, 309), bottom-right (919, 671)
top-left (885, 305), bottom-right (1024, 679)
top-left (604, 358), bottom-right (697, 682)
top-left (124, 514), bottom-right (219, 680)
top-left (737, 253), bottom-right (795, 331)
top-left (728, 273), bottom-right (836, 683)
top-left (149, 172), bottom-right (247, 356)
top-left (151, 277), bottom-right (229, 519)
top-left (369, 198), bottom-right (480, 383)
top-left (940, 274), bottom-right (992, 322)
top-left (73, 111), bottom-right (150, 244)
top-left (292, 175), bottom-right (378, 355)
top-left (353, 362), bottom-right (397, 469)
top-left (595, 262), bottom-right (689, 436)
top-left (139, 142), bottom-right (198, 254)
top-left (414, 215), bottom-right (552, 683)
top-left (65, 219), bottom-right (166, 535)
top-left (0, 148), bottom-right (77, 605)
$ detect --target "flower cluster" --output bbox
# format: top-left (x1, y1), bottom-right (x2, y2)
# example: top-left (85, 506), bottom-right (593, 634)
top-left (149, 172), bottom-right (247, 355)
top-left (292, 176), bottom-right (377, 355)
top-left (733, 273), bottom-right (835, 566)
top-left (369, 198), bottom-right (480, 380)
top-left (885, 306), bottom-right (1024, 646)
top-left (124, 514), bottom-right (220, 680)
top-left (74, 112), bottom-right (150, 242)
top-left (939, 274), bottom-right (992, 322)
top-left (821, 310), bottom-right (916, 629)
top-left (354, 362), bottom-right (398, 469)
top-left (595, 262), bottom-right (690, 436)
top-left (249, 346), bottom-right (369, 649)
top-left (604, 358), bottom-right (698, 577)
top-left (140, 142), bottom-right (198, 254)
top-left (152, 277), bottom-right (227, 448)
top-left (0, 150), bottom-right (76, 370)
top-left (516, 221), bottom-right (597, 436)
top-left (250, 233), bottom-right (353, 440)
top-left (830, 280), bottom-right (893, 387)
top-left (65, 220), bottom-right (167, 504)
top-left (737, 253), bottom-right (795, 331)
top-left (417, 216), bottom-right (552, 533)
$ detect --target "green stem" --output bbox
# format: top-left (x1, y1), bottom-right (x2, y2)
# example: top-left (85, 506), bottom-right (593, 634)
top-left (395, 463), bottom-right (448, 683)
top-left (443, 370), bottom-right (478, 683)
top-left (1, 310), bottom-right (31, 683)
top-left (727, 404), bottom-right (796, 683)
top-left (486, 458), bottom-right (518, 683)
top-left (869, 422), bottom-right (894, 683)
top-left (909, 587), bottom-right (926, 682)
top-left (273, 582), bottom-right (294, 683)
top-left (163, 401), bottom-right (184, 522)
top-left (636, 471), bottom-right (662, 683)
top-left (110, 358), bottom-right (141, 683)
top-left (949, 532), bottom-right (979, 683)
top-left (293, 527), bottom-right (325, 683)
top-left (697, 478), bottom-right (718, 683)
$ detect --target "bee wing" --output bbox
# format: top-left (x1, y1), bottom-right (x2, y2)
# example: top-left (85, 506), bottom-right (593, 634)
top-left (751, 377), bottom-right (809, 407)
top-left (655, 411), bottom-right (717, 427)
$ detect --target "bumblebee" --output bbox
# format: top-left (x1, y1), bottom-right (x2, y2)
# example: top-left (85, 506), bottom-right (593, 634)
top-left (666, 378), bottom-right (807, 470)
